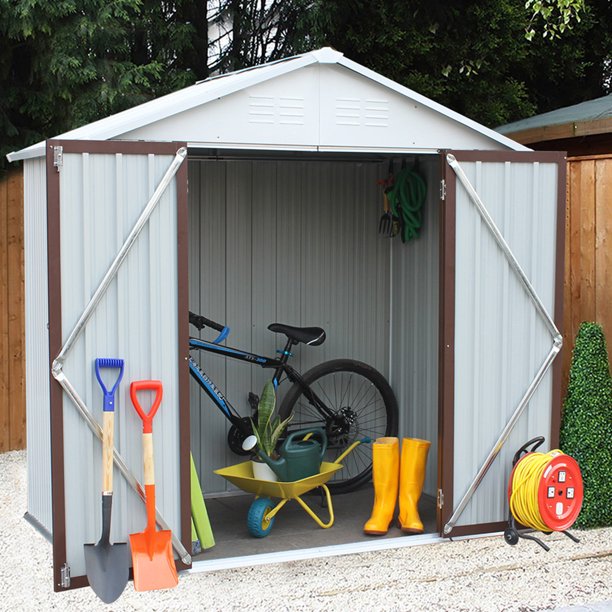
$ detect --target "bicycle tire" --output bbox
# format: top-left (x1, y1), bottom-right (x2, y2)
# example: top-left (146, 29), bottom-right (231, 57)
top-left (279, 359), bottom-right (399, 493)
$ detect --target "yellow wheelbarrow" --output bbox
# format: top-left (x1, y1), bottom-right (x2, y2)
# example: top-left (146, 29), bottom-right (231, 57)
top-left (214, 439), bottom-right (367, 538)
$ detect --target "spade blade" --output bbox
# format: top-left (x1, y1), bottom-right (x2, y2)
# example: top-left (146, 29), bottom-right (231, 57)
top-left (84, 540), bottom-right (129, 604)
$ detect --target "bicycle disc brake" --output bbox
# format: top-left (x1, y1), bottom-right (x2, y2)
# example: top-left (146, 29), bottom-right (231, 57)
top-left (327, 407), bottom-right (358, 447)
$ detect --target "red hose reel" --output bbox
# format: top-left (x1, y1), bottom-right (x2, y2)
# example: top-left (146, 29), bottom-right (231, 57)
top-left (504, 437), bottom-right (583, 550)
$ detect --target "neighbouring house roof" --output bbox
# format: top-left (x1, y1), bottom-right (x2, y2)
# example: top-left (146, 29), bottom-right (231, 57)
top-left (497, 94), bottom-right (612, 145)
top-left (8, 47), bottom-right (527, 162)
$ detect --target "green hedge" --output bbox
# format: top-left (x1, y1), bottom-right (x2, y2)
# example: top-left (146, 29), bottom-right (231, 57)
top-left (560, 322), bottom-right (612, 528)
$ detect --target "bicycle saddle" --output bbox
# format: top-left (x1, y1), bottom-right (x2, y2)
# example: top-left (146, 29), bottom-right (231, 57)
top-left (267, 323), bottom-right (326, 346)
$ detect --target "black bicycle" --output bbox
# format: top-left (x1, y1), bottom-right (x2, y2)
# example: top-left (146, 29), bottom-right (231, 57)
top-left (188, 311), bottom-right (399, 493)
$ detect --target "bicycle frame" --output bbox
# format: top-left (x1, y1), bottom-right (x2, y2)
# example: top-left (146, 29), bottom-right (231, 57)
top-left (189, 334), bottom-right (337, 431)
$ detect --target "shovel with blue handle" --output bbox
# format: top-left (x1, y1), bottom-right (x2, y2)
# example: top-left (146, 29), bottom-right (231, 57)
top-left (84, 358), bottom-right (129, 603)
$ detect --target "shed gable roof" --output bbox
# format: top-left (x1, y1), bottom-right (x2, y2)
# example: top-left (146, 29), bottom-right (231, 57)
top-left (8, 48), bottom-right (526, 162)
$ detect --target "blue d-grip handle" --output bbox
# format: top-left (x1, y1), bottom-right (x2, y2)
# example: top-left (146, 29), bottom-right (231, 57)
top-left (95, 358), bottom-right (125, 412)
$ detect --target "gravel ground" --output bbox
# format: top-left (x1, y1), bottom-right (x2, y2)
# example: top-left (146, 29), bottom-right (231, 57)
top-left (1, 449), bottom-right (611, 612)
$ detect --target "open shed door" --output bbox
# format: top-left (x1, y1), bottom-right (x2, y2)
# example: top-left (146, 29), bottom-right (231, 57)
top-left (46, 140), bottom-right (191, 590)
top-left (438, 150), bottom-right (565, 537)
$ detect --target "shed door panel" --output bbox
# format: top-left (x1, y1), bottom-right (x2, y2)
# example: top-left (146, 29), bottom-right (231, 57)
top-left (47, 141), bottom-right (190, 589)
top-left (440, 151), bottom-right (565, 534)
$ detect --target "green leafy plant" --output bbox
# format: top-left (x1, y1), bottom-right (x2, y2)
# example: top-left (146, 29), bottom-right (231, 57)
top-left (560, 322), bottom-right (612, 528)
top-left (249, 381), bottom-right (291, 458)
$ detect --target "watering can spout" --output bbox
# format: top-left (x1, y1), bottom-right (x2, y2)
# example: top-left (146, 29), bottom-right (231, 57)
top-left (256, 452), bottom-right (289, 481)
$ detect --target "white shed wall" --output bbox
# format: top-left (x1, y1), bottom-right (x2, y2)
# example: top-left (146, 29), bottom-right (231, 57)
top-left (453, 159), bottom-right (559, 527)
top-left (24, 156), bottom-right (53, 534)
top-left (57, 151), bottom-right (182, 577)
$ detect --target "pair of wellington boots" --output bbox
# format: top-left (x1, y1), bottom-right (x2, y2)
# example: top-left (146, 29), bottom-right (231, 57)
top-left (363, 437), bottom-right (431, 535)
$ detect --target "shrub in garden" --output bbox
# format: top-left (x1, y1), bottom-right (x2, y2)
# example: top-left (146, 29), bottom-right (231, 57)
top-left (560, 322), bottom-right (612, 528)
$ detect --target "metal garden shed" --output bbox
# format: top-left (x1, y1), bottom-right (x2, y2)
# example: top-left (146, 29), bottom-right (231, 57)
top-left (7, 47), bottom-right (566, 592)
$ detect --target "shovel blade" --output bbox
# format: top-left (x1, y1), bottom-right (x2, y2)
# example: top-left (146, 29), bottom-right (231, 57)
top-left (129, 529), bottom-right (178, 592)
top-left (84, 541), bottom-right (129, 603)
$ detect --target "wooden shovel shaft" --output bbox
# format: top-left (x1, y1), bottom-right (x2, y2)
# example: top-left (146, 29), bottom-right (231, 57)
top-left (102, 412), bottom-right (114, 493)
top-left (143, 432), bottom-right (157, 532)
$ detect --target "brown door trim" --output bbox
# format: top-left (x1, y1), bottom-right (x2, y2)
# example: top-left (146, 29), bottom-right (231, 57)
top-left (46, 139), bottom-right (191, 590)
top-left (438, 150), bottom-right (457, 533)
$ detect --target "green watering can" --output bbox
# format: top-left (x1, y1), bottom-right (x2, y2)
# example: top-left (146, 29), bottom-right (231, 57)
top-left (245, 428), bottom-right (328, 482)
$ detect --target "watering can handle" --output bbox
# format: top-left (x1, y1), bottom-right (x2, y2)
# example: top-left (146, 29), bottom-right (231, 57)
top-left (284, 427), bottom-right (327, 459)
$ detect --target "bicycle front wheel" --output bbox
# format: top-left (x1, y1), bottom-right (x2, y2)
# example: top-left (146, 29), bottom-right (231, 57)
top-left (279, 359), bottom-right (398, 493)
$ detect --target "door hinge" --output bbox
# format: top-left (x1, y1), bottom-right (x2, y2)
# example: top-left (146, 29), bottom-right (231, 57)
top-left (439, 179), bottom-right (446, 201)
top-left (60, 563), bottom-right (71, 588)
top-left (53, 146), bottom-right (63, 172)
top-left (437, 489), bottom-right (444, 509)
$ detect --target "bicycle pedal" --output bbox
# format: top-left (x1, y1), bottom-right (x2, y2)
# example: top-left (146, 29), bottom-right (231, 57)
top-left (248, 392), bottom-right (259, 413)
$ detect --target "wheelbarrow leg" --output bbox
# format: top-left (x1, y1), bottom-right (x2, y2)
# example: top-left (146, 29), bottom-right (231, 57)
top-left (294, 485), bottom-right (335, 529)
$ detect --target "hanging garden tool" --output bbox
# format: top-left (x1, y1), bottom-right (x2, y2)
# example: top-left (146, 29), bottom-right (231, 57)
top-left (84, 358), bottom-right (129, 604)
top-left (129, 380), bottom-right (178, 591)
top-left (378, 160), bottom-right (396, 237)
top-left (385, 159), bottom-right (427, 243)
top-left (504, 437), bottom-right (582, 551)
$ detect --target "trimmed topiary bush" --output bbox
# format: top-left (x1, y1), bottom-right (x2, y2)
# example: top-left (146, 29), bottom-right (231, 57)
top-left (560, 322), bottom-right (612, 528)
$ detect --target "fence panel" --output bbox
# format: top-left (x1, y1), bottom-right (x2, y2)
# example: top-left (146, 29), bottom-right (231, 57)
top-left (563, 154), bottom-right (612, 394)
top-left (0, 168), bottom-right (25, 451)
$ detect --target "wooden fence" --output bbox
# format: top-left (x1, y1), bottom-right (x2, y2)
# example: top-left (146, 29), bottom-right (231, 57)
top-left (0, 168), bottom-right (25, 452)
top-left (562, 154), bottom-right (612, 395)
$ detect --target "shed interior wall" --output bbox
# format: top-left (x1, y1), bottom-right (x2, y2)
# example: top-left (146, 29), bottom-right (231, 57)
top-left (187, 154), bottom-right (441, 498)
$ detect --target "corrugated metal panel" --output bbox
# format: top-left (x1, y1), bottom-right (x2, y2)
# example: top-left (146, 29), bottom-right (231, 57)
top-left (189, 159), bottom-right (391, 493)
top-left (390, 157), bottom-right (440, 497)
top-left (58, 151), bottom-right (181, 577)
top-left (24, 157), bottom-right (53, 534)
top-left (453, 159), bottom-right (559, 526)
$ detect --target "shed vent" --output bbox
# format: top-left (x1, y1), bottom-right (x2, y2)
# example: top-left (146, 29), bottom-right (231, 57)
top-left (248, 95), bottom-right (305, 125)
top-left (335, 98), bottom-right (389, 127)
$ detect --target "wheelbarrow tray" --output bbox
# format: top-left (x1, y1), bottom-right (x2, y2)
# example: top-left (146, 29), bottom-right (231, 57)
top-left (214, 461), bottom-right (343, 499)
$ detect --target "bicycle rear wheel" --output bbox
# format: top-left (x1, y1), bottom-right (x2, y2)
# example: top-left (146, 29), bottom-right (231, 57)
top-left (279, 359), bottom-right (398, 493)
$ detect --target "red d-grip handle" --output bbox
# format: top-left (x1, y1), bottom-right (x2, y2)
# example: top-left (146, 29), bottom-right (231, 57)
top-left (130, 380), bottom-right (163, 433)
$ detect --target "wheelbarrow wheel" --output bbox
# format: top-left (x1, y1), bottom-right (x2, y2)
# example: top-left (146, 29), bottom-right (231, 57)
top-left (247, 498), bottom-right (276, 538)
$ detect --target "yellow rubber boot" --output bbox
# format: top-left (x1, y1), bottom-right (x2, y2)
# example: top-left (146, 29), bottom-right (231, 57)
top-left (363, 437), bottom-right (400, 535)
top-left (398, 438), bottom-right (431, 534)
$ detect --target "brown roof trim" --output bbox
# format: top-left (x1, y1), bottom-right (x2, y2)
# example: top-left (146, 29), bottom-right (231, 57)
top-left (451, 150), bottom-right (566, 163)
top-left (503, 117), bottom-right (612, 146)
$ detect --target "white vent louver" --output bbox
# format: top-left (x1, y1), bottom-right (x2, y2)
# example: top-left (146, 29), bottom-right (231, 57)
top-left (248, 95), bottom-right (305, 125)
top-left (335, 98), bottom-right (389, 127)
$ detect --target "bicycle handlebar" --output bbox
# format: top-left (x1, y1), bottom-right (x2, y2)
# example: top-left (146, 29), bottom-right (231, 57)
top-left (189, 311), bottom-right (224, 333)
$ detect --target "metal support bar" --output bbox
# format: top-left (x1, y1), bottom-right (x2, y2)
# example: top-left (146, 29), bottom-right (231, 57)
top-left (53, 370), bottom-right (191, 564)
top-left (53, 147), bottom-right (187, 371)
top-left (443, 154), bottom-right (562, 535)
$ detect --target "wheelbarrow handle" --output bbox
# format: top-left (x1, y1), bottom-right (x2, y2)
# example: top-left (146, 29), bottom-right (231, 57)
top-left (130, 380), bottom-right (163, 434)
top-left (334, 437), bottom-right (372, 465)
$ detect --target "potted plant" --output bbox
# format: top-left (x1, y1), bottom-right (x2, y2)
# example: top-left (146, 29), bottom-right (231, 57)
top-left (249, 380), bottom-right (291, 481)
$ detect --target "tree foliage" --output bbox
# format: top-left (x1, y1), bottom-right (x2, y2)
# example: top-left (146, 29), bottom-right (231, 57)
top-left (1, 0), bottom-right (610, 170)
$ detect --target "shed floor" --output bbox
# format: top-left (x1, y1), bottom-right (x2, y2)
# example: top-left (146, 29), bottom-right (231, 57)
top-left (193, 487), bottom-right (437, 561)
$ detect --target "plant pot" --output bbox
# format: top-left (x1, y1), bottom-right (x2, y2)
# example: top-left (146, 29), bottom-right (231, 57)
top-left (251, 459), bottom-right (278, 482)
